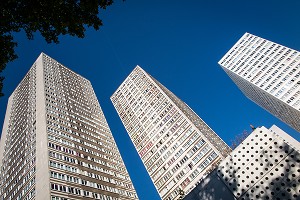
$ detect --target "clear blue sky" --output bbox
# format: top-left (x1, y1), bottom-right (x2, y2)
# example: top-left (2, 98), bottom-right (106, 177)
top-left (1, 1), bottom-right (300, 199)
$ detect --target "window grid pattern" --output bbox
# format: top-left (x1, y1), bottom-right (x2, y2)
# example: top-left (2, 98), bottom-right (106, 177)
top-left (0, 66), bottom-right (37, 200)
top-left (219, 33), bottom-right (300, 132)
top-left (111, 66), bottom-right (231, 199)
top-left (43, 54), bottom-right (137, 200)
top-left (0, 53), bottom-right (138, 200)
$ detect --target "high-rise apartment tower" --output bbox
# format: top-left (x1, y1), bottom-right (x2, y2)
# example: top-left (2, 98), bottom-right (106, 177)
top-left (219, 33), bottom-right (300, 132)
top-left (0, 53), bottom-right (138, 200)
top-left (111, 66), bottom-right (231, 200)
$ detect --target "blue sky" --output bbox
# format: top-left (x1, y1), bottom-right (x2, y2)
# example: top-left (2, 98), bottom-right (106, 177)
top-left (1, 1), bottom-right (300, 199)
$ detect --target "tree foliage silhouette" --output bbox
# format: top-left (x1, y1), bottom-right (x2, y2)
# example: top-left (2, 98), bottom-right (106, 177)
top-left (230, 130), bottom-right (250, 149)
top-left (0, 0), bottom-right (114, 97)
top-left (178, 188), bottom-right (185, 200)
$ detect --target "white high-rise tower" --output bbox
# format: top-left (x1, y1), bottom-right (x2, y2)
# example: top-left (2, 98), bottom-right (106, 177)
top-left (0, 53), bottom-right (138, 200)
top-left (111, 66), bottom-right (231, 200)
top-left (219, 33), bottom-right (300, 132)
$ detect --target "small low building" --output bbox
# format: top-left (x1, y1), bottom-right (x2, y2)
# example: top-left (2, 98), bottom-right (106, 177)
top-left (184, 125), bottom-right (300, 200)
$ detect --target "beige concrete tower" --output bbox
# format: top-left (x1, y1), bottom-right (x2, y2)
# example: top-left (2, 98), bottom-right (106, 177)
top-left (111, 66), bottom-right (231, 200)
top-left (0, 53), bottom-right (138, 200)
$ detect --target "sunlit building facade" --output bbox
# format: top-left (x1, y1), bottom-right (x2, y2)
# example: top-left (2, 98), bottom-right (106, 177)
top-left (111, 66), bottom-right (231, 199)
top-left (0, 53), bottom-right (137, 200)
top-left (219, 33), bottom-right (300, 132)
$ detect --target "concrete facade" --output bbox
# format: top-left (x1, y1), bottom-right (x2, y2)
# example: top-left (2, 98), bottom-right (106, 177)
top-left (35, 53), bottom-right (51, 199)
top-left (111, 66), bottom-right (231, 200)
top-left (0, 53), bottom-right (138, 200)
top-left (184, 125), bottom-right (300, 200)
top-left (219, 33), bottom-right (300, 132)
